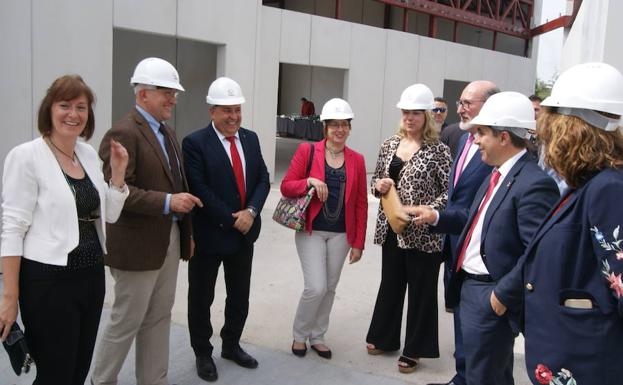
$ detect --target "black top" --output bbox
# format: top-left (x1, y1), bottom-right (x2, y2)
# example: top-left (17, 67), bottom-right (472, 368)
top-left (312, 160), bottom-right (346, 233)
top-left (389, 154), bottom-right (405, 185)
top-left (41, 173), bottom-right (103, 272)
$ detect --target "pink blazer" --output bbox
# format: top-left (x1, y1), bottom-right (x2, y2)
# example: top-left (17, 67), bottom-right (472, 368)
top-left (280, 139), bottom-right (368, 249)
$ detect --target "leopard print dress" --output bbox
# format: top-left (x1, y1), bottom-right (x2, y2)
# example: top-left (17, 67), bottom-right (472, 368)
top-left (372, 135), bottom-right (451, 252)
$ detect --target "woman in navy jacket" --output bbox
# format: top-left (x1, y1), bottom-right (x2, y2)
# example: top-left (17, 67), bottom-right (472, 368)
top-left (493, 62), bottom-right (623, 385)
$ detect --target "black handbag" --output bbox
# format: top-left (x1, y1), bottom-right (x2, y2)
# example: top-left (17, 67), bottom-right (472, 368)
top-left (2, 322), bottom-right (33, 375)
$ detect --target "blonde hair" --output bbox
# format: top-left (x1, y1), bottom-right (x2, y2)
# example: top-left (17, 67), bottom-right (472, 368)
top-left (396, 110), bottom-right (439, 143)
top-left (538, 109), bottom-right (623, 188)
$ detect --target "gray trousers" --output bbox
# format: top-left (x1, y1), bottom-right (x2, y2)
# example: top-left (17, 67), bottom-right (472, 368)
top-left (92, 223), bottom-right (180, 385)
top-left (292, 230), bottom-right (350, 345)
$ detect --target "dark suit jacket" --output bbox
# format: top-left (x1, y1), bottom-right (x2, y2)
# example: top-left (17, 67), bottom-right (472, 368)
top-left (496, 168), bottom-right (623, 384)
top-left (99, 108), bottom-right (192, 270)
top-left (182, 123), bottom-right (270, 256)
top-left (433, 132), bottom-right (493, 263)
top-left (436, 153), bottom-right (559, 309)
top-left (440, 122), bottom-right (465, 159)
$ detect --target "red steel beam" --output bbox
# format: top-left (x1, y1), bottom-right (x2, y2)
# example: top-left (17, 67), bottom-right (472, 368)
top-left (530, 0), bottom-right (583, 37)
top-left (403, 7), bottom-right (409, 32)
top-left (530, 15), bottom-right (571, 36)
top-left (375, 0), bottom-right (532, 39)
top-left (429, 14), bottom-right (437, 38)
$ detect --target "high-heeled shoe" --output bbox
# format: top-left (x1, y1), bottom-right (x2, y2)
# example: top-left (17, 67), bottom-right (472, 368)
top-left (291, 341), bottom-right (307, 357)
top-left (366, 343), bottom-right (384, 355)
top-left (310, 344), bottom-right (332, 359)
top-left (397, 355), bottom-right (419, 373)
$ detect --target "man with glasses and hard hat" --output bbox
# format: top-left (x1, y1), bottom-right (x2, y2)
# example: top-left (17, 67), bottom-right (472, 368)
top-left (92, 57), bottom-right (202, 385)
top-left (408, 91), bottom-right (559, 385)
top-left (182, 77), bottom-right (270, 382)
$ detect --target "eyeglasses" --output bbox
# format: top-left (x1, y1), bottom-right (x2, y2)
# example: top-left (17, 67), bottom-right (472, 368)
top-left (147, 86), bottom-right (178, 99)
top-left (432, 107), bottom-right (447, 113)
top-left (326, 121), bottom-right (351, 129)
top-left (456, 99), bottom-right (485, 109)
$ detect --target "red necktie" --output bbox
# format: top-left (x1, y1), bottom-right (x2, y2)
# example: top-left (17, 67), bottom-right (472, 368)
top-left (455, 170), bottom-right (502, 272)
top-left (226, 136), bottom-right (246, 209)
top-left (454, 134), bottom-right (474, 187)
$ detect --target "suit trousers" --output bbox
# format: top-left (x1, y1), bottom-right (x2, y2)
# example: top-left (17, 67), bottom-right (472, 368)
top-left (188, 240), bottom-right (254, 357)
top-left (92, 223), bottom-right (181, 385)
top-left (366, 230), bottom-right (442, 358)
top-left (292, 230), bottom-right (350, 345)
top-left (19, 261), bottom-right (104, 385)
top-left (459, 279), bottom-right (515, 385)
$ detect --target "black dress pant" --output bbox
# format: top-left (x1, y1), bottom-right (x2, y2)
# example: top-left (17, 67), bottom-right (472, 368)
top-left (188, 242), bottom-right (253, 357)
top-left (19, 260), bottom-right (105, 385)
top-left (366, 230), bottom-right (442, 358)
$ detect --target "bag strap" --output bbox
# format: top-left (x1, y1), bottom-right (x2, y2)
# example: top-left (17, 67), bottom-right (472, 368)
top-left (305, 144), bottom-right (315, 178)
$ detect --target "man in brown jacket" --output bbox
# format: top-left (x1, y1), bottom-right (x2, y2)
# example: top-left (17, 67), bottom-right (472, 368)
top-left (92, 57), bottom-right (201, 385)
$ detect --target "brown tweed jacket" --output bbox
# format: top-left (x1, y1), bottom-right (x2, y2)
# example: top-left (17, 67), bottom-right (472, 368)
top-left (99, 108), bottom-right (192, 270)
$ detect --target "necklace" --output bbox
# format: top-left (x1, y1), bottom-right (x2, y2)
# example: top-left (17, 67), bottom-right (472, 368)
top-left (47, 137), bottom-right (79, 166)
top-left (326, 146), bottom-right (344, 160)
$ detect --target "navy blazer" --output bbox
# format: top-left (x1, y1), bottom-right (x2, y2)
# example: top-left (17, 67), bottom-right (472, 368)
top-left (496, 168), bottom-right (623, 385)
top-left (436, 153), bottom-right (559, 308)
top-left (433, 132), bottom-right (493, 263)
top-left (182, 124), bottom-right (270, 256)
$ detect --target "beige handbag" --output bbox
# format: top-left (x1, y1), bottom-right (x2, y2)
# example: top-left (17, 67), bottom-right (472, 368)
top-left (380, 185), bottom-right (410, 234)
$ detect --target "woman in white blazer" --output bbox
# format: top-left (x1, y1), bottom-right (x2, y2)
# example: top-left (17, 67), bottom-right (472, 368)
top-left (0, 75), bottom-right (129, 384)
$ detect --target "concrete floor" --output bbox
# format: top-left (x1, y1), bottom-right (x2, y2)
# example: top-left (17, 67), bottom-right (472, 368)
top-left (1, 137), bottom-right (531, 385)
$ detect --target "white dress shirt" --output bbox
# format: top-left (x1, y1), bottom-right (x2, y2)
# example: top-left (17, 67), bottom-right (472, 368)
top-left (212, 123), bottom-right (247, 180)
top-left (462, 149), bottom-right (527, 275)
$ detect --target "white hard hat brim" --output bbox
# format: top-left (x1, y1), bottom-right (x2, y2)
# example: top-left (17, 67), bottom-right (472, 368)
top-left (396, 102), bottom-right (433, 110)
top-left (320, 112), bottom-right (354, 121)
top-left (206, 95), bottom-right (246, 105)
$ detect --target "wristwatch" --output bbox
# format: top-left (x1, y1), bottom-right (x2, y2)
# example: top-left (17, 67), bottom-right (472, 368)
top-left (247, 206), bottom-right (257, 218)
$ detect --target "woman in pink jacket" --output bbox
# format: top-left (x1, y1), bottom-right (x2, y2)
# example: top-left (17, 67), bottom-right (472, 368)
top-left (281, 98), bottom-right (368, 359)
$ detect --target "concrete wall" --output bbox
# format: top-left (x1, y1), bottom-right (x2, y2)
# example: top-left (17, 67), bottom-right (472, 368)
top-left (1, 0), bottom-right (537, 185)
top-left (561, 0), bottom-right (623, 73)
top-left (279, 64), bottom-right (345, 116)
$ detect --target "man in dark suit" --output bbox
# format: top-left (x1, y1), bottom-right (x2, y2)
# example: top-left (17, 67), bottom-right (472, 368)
top-left (93, 57), bottom-right (202, 385)
top-left (183, 77), bottom-right (270, 382)
top-left (422, 81), bottom-right (498, 385)
top-left (409, 92), bottom-right (559, 385)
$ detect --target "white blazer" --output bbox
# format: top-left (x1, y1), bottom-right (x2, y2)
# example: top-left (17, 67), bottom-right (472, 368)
top-left (1, 137), bottom-right (128, 266)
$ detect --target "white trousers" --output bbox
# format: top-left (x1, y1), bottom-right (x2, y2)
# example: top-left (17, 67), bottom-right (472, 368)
top-left (292, 230), bottom-right (350, 345)
top-left (92, 223), bottom-right (180, 385)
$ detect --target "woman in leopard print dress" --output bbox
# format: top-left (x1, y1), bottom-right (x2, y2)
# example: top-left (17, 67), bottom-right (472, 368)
top-left (365, 84), bottom-right (451, 373)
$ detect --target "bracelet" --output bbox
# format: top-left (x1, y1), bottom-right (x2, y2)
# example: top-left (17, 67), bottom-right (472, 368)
top-left (109, 180), bottom-right (128, 193)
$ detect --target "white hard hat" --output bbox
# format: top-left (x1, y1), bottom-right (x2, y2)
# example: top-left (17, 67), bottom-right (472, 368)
top-left (541, 62), bottom-right (623, 131)
top-left (320, 98), bottom-right (354, 121)
top-left (396, 83), bottom-right (434, 110)
top-left (130, 57), bottom-right (184, 91)
top-left (206, 77), bottom-right (245, 105)
top-left (470, 91), bottom-right (535, 139)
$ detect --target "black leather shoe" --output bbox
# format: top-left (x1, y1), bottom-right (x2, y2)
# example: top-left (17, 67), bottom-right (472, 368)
top-left (221, 346), bottom-right (259, 369)
top-left (196, 356), bottom-right (218, 382)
